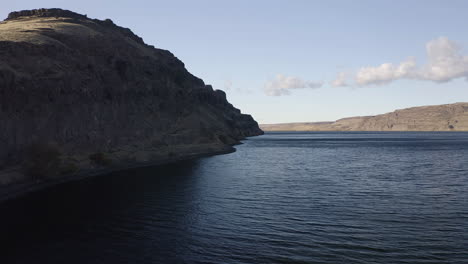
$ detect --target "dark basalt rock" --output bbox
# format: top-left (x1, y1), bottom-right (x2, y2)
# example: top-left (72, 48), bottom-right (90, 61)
top-left (6, 8), bottom-right (88, 21)
top-left (0, 8), bottom-right (263, 181)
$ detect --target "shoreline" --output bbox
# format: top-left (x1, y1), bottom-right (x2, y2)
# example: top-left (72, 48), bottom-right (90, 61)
top-left (0, 145), bottom-right (236, 204)
top-left (261, 130), bottom-right (468, 132)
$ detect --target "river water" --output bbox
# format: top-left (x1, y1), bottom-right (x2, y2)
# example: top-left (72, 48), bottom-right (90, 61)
top-left (2, 132), bottom-right (468, 263)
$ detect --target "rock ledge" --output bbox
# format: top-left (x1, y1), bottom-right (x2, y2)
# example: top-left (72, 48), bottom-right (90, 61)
top-left (0, 8), bottom-right (263, 189)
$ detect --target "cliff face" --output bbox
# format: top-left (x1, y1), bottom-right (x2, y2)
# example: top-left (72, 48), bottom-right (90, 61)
top-left (261, 103), bottom-right (468, 131)
top-left (0, 9), bottom-right (262, 185)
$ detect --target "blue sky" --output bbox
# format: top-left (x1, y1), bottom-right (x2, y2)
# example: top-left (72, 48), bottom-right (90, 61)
top-left (2, 1), bottom-right (468, 123)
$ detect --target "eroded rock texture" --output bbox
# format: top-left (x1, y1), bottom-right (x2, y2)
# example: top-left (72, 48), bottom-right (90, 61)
top-left (0, 8), bottom-right (262, 175)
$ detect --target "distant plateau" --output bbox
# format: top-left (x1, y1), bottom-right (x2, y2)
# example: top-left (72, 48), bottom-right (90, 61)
top-left (261, 103), bottom-right (468, 131)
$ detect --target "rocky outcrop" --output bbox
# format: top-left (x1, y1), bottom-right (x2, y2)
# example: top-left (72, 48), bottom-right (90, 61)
top-left (261, 103), bottom-right (468, 131)
top-left (0, 8), bottom-right (262, 186)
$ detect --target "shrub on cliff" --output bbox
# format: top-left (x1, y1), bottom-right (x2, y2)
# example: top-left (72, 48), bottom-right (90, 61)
top-left (22, 143), bottom-right (62, 180)
top-left (89, 152), bottom-right (112, 166)
top-left (60, 162), bottom-right (79, 175)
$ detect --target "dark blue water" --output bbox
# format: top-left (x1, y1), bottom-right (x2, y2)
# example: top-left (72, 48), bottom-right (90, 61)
top-left (2, 132), bottom-right (468, 263)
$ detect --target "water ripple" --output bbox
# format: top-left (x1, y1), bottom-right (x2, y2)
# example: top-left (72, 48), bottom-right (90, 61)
top-left (1, 132), bottom-right (468, 263)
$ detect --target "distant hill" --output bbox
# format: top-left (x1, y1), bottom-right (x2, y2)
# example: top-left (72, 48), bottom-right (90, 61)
top-left (261, 103), bottom-right (468, 131)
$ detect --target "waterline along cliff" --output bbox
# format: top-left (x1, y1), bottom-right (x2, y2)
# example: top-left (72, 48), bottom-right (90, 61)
top-left (261, 103), bottom-right (468, 132)
top-left (0, 9), bottom-right (263, 187)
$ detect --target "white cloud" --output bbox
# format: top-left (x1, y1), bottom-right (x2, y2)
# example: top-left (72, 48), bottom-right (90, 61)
top-left (419, 37), bottom-right (468, 82)
top-left (355, 58), bottom-right (416, 86)
top-left (331, 72), bottom-right (349, 87)
top-left (262, 37), bottom-right (468, 92)
top-left (222, 79), bottom-right (253, 94)
top-left (353, 37), bottom-right (468, 86)
top-left (264, 74), bottom-right (323, 96)
top-left (224, 79), bottom-right (233, 90)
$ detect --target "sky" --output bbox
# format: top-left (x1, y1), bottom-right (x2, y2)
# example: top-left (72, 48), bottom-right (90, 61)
top-left (2, 0), bottom-right (468, 123)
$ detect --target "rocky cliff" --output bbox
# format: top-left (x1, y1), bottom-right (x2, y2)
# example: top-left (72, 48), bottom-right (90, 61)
top-left (0, 8), bottom-right (262, 186)
top-left (261, 103), bottom-right (468, 131)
